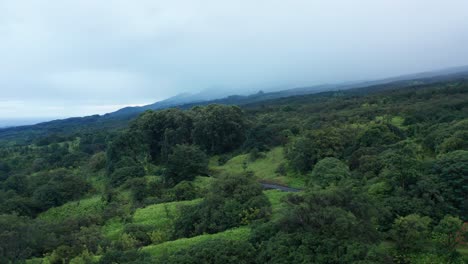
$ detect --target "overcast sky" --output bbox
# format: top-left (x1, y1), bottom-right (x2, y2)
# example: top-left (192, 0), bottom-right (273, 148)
top-left (1, 0), bottom-right (468, 120)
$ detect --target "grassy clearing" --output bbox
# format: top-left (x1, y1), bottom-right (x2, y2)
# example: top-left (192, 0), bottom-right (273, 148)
top-left (375, 115), bottom-right (405, 128)
top-left (133, 199), bottom-right (202, 228)
top-left (192, 176), bottom-right (214, 192)
top-left (38, 196), bottom-right (104, 223)
top-left (264, 189), bottom-right (289, 220)
top-left (102, 199), bottom-right (202, 240)
top-left (211, 147), bottom-right (305, 188)
top-left (102, 218), bottom-right (126, 240)
top-left (88, 173), bottom-right (107, 192)
top-left (141, 227), bottom-right (251, 257)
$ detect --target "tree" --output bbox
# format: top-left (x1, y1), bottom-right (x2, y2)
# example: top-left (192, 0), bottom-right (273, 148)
top-left (433, 215), bottom-right (467, 260)
top-left (159, 239), bottom-right (256, 264)
top-left (173, 173), bottom-right (271, 238)
top-left (285, 136), bottom-right (315, 173)
top-left (99, 250), bottom-right (152, 264)
top-left (131, 108), bottom-right (193, 162)
top-left (192, 105), bottom-right (247, 154)
top-left (32, 169), bottom-right (90, 211)
top-left (434, 150), bottom-right (468, 219)
top-left (255, 186), bottom-right (379, 263)
top-left (391, 214), bottom-right (432, 254)
top-left (285, 128), bottom-right (348, 174)
top-left (128, 178), bottom-right (148, 203)
top-left (110, 165), bottom-right (145, 186)
top-left (310, 157), bottom-right (351, 188)
top-left (358, 124), bottom-right (403, 148)
top-left (165, 145), bottom-right (208, 185)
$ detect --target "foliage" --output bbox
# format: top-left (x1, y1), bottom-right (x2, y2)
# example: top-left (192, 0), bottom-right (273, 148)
top-left (391, 214), bottom-right (432, 253)
top-left (173, 173), bottom-right (271, 238)
top-left (192, 105), bottom-right (247, 154)
top-left (1, 79), bottom-right (468, 262)
top-left (158, 238), bottom-right (256, 264)
top-left (434, 150), bottom-right (468, 219)
top-left (253, 186), bottom-right (379, 263)
top-left (165, 144), bottom-right (208, 185)
top-left (310, 157), bottom-right (351, 187)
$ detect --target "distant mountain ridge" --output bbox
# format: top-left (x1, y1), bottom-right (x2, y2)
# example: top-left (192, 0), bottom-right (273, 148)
top-left (107, 64), bottom-right (468, 118)
top-left (1, 64), bottom-right (468, 143)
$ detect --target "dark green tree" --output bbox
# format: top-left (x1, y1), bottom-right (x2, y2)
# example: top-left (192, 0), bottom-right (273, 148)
top-left (434, 150), bottom-right (468, 219)
top-left (310, 157), bottom-right (351, 188)
top-left (192, 105), bottom-right (247, 154)
top-left (165, 144), bottom-right (208, 185)
top-left (159, 239), bottom-right (256, 264)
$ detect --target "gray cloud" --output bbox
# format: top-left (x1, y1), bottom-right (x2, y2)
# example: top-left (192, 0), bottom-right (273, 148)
top-left (1, 0), bottom-right (468, 118)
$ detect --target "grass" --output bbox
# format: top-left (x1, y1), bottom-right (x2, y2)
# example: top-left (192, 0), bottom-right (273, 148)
top-left (88, 173), bottom-right (107, 192)
top-left (211, 147), bottom-right (305, 188)
top-left (192, 176), bottom-right (214, 192)
top-left (264, 189), bottom-right (289, 220)
top-left (141, 227), bottom-right (251, 257)
top-left (38, 196), bottom-right (104, 223)
top-left (375, 115), bottom-right (405, 128)
top-left (102, 218), bottom-right (126, 240)
top-left (102, 198), bottom-right (202, 240)
top-left (458, 244), bottom-right (468, 258)
top-left (133, 199), bottom-right (202, 228)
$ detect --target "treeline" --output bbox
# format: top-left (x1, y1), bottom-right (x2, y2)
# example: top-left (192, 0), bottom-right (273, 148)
top-left (107, 105), bottom-right (248, 186)
top-left (0, 80), bottom-right (467, 263)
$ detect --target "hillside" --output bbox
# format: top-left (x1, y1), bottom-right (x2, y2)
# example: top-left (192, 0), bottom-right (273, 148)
top-left (2, 66), bottom-right (468, 145)
top-left (0, 76), bottom-right (467, 263)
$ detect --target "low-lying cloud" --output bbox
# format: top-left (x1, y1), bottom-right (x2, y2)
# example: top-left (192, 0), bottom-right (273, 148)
top-left (1, 0), bottom-right (468, 118)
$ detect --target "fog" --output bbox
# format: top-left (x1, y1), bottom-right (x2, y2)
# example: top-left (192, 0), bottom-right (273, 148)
top-left (1, 0), bottom-right (468, 119)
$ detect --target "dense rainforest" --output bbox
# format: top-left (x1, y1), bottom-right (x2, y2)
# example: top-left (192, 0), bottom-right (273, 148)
top-left (0, 79), bottom-right (467, 263)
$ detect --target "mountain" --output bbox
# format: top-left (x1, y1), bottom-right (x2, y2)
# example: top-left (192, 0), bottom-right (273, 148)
top-left (1, 65), bottom-right (468, 143)
top-left (108, 64), bottom-right (468, 118)
top-left (109, 87), bottom-right (251, 118)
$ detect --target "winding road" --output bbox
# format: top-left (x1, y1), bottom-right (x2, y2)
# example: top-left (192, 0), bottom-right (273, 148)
top-left (261, 183), bottom-right (301, 192)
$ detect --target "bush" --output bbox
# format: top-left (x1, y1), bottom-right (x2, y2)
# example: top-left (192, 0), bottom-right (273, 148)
top-left (159, 239), bottom-right (256, 264)
top-left (99, 250), bottom-right (152, 264)
top-left (110, 166), bottom-right (145, 186)
top-left (173, 173), bottom-right (271, 238)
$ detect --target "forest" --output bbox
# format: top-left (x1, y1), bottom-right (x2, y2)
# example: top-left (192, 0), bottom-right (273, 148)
top-left (0, 79), bottom-right (467, 263)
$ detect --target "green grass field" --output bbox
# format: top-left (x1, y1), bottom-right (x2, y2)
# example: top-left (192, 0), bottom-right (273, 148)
top-left (192, 176), bottom-right (214, 192)
top-left (141, 227), bottom-right (251, 257)
top-left (102, 198), bottom-right (202, 240)
top-left (133, 199), bottom-right (202, 228)
top-left (264, 189), bottom-right (289, 220)
top-left (211, 147), bottom-right (305, 188)
top-left (38, 196), bottom-right (104, 223)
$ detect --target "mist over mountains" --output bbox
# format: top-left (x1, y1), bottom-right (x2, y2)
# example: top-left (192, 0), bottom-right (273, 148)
top-left (1, 64), bottom-right (468, 131)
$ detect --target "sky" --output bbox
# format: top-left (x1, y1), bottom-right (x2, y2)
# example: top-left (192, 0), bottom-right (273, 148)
top-left (1, 0), bottom-right (468, 121)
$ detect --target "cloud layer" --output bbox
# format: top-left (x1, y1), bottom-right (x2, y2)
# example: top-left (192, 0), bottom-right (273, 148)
top-left (1, 0), bottom-right (468, 118)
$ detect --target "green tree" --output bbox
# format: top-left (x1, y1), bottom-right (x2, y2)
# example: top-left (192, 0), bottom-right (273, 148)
top-left (110, 165), bottom-right (145, 186)
top-left (391, 214), bottom-right (432, 254)
top-left (255, 186), bottom-right (379, 263)
top-left (173, 173), bottom-right (270, 238)
top-left (285, 136), bottom-right (315, 173)
top-left (358, 124), bottom-right (403, 148)
top-left (132, 108), bottom-right (194, 162)
top-left (285, 128), bottom-right (348, 174)
top-left (192, 105), bottom-right (247, 154)
top-left (310, 157), bottom-right (351, 188)
top-left (434, 150), bottom-right (468, 219)
top-left (159, 239), bottom-right (256, 264)
top-left (433, 215), bottom-right (467, 260)
top-left (165, 144), bottom-right (208, 185)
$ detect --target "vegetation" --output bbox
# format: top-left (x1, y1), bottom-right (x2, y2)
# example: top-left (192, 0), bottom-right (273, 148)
top-left (1, 79), bottom-right (468, 263)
